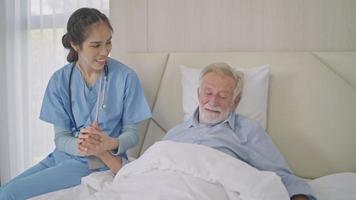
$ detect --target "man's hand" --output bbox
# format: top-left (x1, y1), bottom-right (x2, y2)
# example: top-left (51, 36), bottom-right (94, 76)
top-left (291, 194), bottom-right (309, 200)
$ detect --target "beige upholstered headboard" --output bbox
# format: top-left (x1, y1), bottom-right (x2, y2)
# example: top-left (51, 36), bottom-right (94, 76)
top-left (116, 52), bottom-right (356, 179)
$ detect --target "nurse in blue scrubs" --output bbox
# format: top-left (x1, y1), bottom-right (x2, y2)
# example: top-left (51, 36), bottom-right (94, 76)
top-left (0, 7), bottom-right (151, 200)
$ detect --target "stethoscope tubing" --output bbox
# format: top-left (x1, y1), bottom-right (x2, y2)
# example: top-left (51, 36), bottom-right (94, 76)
top-left (68, 62), bottom-right (108, 133)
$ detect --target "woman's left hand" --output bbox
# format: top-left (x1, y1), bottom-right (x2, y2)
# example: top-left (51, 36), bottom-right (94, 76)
top-left (77, 131), bottom-right (101, 156)
top-left (79, 123), bottom-right (119, 155)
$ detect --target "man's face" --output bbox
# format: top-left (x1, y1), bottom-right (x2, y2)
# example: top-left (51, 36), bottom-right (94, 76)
top-left (198, 72), bottom-right (239, 124)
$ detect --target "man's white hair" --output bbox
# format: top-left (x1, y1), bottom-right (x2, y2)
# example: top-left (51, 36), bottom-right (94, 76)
top-left (199, 62), bottom-right (244, 98)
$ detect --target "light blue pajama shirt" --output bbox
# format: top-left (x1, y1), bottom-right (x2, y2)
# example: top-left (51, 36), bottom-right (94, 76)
top-left (164, 108), bottom-right (316, 200)
top-left (0, 58), bottom-right (151, 200)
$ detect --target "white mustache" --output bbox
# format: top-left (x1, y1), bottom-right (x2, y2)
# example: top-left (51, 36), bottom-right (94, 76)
top-left (204, 105), bottom-right (222, 112)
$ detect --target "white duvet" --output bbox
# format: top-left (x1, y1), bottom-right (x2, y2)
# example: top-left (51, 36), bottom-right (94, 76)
top-left (32, 141), bottom-right (289, 200)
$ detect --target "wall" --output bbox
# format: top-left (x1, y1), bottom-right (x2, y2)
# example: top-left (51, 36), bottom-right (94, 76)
top-left (110, 0), bottom-right (356, 54)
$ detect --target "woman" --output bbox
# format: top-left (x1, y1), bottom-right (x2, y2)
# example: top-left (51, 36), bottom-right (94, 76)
top-left (0, 7), bottom-right (151, 200)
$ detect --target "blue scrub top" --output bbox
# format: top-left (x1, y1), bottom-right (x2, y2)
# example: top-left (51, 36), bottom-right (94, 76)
top-left (40, 57), bottom-right (151, 163)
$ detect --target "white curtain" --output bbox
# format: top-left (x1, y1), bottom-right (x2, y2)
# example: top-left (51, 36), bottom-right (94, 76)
top-left (0, 0), bottom-right (109, 185)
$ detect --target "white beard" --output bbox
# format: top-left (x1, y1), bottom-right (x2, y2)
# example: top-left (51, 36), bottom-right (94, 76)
top-left (198, 106), bottom-right (231, 124)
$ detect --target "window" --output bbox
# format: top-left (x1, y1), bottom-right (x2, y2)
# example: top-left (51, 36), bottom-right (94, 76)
top-left (28, 0), bottom-right (110, 164)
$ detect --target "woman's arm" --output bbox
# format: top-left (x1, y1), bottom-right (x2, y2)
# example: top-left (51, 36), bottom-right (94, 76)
top-left (114, 123), bottom-right (139, 154)
top-left (54, 125), bottom-right (80, 156)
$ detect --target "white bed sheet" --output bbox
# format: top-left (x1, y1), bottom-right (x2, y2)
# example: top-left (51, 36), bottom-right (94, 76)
top-left (32, 172), bottom-right (356, 200)
top-left (31, 141), bottom-right (289, 200)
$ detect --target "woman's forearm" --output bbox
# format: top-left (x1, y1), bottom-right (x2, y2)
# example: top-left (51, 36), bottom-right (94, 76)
top-left (54, 125), bottom-right (80, 156)
top-left (114, 123), bottom-right (139, 154)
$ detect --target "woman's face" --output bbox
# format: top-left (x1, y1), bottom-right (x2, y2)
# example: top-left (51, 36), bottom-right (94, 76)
top-left (73, 22), bottom-right (112, 72)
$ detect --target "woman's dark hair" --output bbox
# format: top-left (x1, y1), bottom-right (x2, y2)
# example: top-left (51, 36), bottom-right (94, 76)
top-left (62, 8), bottom-right (113, 62)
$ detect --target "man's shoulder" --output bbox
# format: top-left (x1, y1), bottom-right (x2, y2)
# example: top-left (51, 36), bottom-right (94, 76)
top-left (163, 120), bottom-right (191, 140)
top-left (235, 113), bottom-right (261, 128)
top-left (107, 57), bottom-right (137, 77)
top-left (233, 113), bottom-right (266, 136)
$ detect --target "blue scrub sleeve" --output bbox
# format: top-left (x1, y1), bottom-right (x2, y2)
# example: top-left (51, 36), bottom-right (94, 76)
top-left (54, 126), bottom-right (79, 156)
top-left (122, 72), bottom-right (151, 125)
top-left (112, 124), bottom-right (139, 155)
top-left (40, 74), bottom-right (72, 129)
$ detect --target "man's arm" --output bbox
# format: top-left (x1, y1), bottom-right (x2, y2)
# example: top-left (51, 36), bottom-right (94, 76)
top-left (95, 151), bottom-right (122, 174)
top-left (244, 123), bottom-right (316, 200)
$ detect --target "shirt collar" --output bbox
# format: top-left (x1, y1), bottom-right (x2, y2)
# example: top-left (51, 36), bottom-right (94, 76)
top-left (187, 107), bottom-right (236, 130)
top-left (225, 111), bottom-right (236, 130)
top-left (185, 107), bottom-right (199, 128)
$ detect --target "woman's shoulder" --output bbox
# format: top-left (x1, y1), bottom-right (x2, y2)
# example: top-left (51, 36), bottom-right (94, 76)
top-left (51, 62), bottom-right (74, 78)
top-left (107, 57), bottom-right (137, 77)
top-left (47, 62), bottom-right (74, 87)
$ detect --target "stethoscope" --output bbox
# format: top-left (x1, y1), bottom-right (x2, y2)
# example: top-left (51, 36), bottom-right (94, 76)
top-left (68, 62), bottom-right (108, 133)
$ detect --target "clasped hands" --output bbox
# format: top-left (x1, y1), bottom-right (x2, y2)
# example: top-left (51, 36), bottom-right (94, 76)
top-left (77, 122), bottom-right (118, 157)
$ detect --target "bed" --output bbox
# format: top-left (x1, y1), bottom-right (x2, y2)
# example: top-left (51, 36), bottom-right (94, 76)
top-left (32, 52), bottom-right (356, 200)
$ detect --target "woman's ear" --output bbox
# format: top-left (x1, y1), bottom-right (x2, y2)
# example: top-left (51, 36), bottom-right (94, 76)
top-left (70, 42), bottom-right (79, 52)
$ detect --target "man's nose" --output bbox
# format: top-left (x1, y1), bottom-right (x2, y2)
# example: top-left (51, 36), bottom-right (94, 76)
top-left (208, 95), bottom-right (219, 106)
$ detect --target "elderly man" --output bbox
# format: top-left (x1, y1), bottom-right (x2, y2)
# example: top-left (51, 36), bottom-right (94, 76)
top-left (163, 63), bottom-right (316, 200)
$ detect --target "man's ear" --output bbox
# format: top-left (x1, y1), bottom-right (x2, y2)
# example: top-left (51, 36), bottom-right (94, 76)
top-left (234, 94), bottom-right (241, 107)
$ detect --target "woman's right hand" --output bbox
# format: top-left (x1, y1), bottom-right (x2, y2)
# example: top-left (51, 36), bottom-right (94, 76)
top-left (77, 131), bottom-right (101, 156)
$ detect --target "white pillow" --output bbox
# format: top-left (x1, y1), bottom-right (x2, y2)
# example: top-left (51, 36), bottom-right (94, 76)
top-left (180, 65), bottom-right (270, 129)
top-left (309, 172), bottom-right (356, 200)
